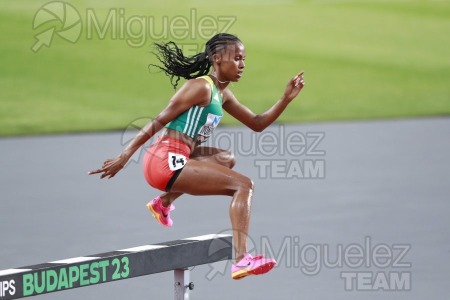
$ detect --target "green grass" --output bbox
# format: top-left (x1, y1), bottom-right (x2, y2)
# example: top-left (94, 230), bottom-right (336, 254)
top-left (1, 0), bottom-right (449, 136)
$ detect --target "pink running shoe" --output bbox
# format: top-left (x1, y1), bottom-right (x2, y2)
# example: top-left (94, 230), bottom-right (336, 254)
top-left (231, 253), bottom-right (277, 280)
top-left (147, 196), bottom-right (175, 227)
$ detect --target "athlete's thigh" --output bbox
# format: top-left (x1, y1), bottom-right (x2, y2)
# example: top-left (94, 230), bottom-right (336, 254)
top-left (170, 159), bottom-right (248, 196)
top-left (190, 146), bottom-right (235, 167)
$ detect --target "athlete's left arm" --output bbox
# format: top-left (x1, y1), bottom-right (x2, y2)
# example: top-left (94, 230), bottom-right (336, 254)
top-left (222, 72), bottom-right (305, 132)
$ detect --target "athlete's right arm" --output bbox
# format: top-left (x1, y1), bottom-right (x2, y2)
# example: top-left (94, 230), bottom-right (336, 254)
top-left (88, 78), bottom-right (210, 179)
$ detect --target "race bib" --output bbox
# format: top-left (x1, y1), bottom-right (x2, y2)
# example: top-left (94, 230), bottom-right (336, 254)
top-left (168, 152), bottom-right (187, 171)
top-left (197, 113), bottom-right (222, 143)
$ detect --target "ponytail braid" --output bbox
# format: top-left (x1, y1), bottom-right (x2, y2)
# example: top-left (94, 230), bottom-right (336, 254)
top-left (149, 33), bottom-right (242, 89)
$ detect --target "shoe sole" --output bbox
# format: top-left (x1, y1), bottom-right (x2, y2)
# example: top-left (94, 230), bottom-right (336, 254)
top-left (232, 261), bottom-right (276, 280)
top-left (147, 202), bottom-right (170, 227)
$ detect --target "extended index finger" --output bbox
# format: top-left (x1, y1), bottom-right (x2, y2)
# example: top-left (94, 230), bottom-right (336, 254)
top-left (292, 71), bottom-right (304, 81)
top-left (88, 168), bottom-right (104, 175)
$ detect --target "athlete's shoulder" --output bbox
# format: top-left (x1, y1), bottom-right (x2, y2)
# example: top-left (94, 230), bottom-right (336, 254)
top-left (172, 76), bottom-right (211, 106)
top-left (183, 76), bottom-right (212, 93)
top-left (222, 87), bottom-right (237, 105)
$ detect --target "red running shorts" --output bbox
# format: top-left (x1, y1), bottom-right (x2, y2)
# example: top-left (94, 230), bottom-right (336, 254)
top-left (143, 137), bottom-right (192, 192)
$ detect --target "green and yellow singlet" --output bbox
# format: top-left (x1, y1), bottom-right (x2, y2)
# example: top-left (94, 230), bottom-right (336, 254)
top-left (165, 75), bottom-right (223, 144)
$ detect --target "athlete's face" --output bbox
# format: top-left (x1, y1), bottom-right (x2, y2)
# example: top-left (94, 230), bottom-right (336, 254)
top-left (215, 42), bottom-right (246, 82)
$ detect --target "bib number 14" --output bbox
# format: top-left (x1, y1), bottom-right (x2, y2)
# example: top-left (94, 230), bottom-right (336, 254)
top-left (168, 152), bottom-right (187, 171)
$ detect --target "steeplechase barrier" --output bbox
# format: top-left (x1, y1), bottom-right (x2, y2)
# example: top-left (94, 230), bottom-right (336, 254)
top-left (0, 234), bottom-right (232, 300)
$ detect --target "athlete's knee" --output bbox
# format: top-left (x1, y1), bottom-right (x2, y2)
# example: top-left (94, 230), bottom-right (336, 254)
top-left (221, 150), bottom-right (236, 169)
top-left (239, 176), bottom-right (254, 194)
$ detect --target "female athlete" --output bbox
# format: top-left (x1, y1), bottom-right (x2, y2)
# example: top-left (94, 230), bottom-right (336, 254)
top-left (89, 33), bottom-right (305, 280)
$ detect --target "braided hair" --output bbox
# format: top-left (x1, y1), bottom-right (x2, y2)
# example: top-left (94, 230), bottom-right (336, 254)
top-left (149, 33), bottom-right (242, 89)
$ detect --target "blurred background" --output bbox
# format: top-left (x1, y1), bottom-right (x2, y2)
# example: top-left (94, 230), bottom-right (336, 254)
top-left (1, 0), bottom-right (449, 136)
top-left (1, 1), bottom-right (450, 300)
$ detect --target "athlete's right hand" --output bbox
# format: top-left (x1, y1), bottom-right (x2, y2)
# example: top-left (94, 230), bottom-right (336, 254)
top-left (88, 154), bottom-right (128, 179)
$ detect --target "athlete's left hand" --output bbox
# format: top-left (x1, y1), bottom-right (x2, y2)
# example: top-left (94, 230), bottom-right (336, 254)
top-left (88, 154), bottom-right (128, 179)
top-left (283, 71), bottom-right (305, 103)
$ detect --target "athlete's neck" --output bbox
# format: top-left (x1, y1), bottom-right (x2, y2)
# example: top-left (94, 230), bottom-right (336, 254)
top-left (209, 73), bottom-right (229, 91)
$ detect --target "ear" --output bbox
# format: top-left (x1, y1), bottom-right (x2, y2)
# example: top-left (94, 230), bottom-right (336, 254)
top-left (212, 53), bottom-right (221, 64)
